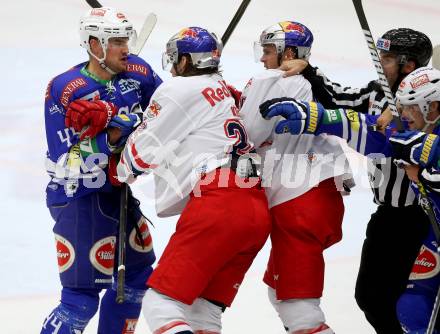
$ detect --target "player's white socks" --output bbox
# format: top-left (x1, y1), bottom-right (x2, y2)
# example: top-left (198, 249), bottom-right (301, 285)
top-left (186, 298), bottom-right (222, 333)
top-left (268, 287), bottom-right (334, 334)
top-left (142, 288), bottom-right (193, 334)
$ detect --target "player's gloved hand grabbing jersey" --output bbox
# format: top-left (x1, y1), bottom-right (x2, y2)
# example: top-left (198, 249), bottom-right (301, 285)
top-left (108, 113), bottom-right (142, 146)
top-left (65, 99), bottom-right (117, 140)
top-left (390, 131), bottom-right (440, 168)
top-left (259, 98), bottom-right (324, 135)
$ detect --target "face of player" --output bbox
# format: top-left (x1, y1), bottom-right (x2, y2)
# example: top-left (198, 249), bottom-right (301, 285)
top-left (379, 52), bottom-right (400, 88)
top-left (400, 104), bottom-right (426, 130)
top-left (104, 37), bottom-right (130, 73)
top-left (260, 45), bottom-right (279, 69)
top-left (400, 101), bottom-right (440, 132)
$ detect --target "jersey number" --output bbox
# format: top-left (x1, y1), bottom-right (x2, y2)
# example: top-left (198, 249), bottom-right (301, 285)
top-left (224, 119), bottom-right (253, 156)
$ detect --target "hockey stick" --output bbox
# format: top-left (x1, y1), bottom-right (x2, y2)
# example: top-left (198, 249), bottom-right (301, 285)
top-left (221, 0), bottom-right (251, 46)
top-left (85, 0), bottom-right (102, 8)
top-left (351, 1), bottom-right (440, 332)
top-left (84, 0), bottom-right (157, 304)
top-left (131, 13), bottom-right (158, 55)
top-left (115, 183), bottom-right (128, 304)
top-left (433, 44), bottom-right (440, 70)
top-left (115, 14), bottom-right (157, 304)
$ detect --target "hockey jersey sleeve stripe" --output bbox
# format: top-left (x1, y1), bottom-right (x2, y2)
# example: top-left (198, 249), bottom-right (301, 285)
top-left (303, 65), bottom-right (375, 112)
top-left (420, 168), bottom-right (440, 193)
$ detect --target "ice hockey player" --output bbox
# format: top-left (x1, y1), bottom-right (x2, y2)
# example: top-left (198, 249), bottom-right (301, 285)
top-left (116, 27), bottom-right (271, 334)
top-left (279, 27), bottom-right (433, 334)
top-left (260, 66), bottom-right (440, 333)
top-left (41, 7), bottom-right (161, 334)
top-left (239, 21), bottom-right (352, 334)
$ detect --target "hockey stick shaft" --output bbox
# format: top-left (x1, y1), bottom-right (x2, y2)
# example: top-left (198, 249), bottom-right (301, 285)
top-left (85, 0), bottom-right (102, 8)
top-left (221, 0), bottom-right (251, 46)
top-left (433, 44), bottom-right (440, 70)
top-left (427, 283), bottom-right (440, 334)
top-left (115, 15), bottom-right (156, 304)
top-left (84, 0), bottom-right (157, 304)
top-left (116, 183), bottom-right (128, 304)
top-left (131, 13), bottom-right (158, 55)
top-left (352, 1), bottom-right (440, 332)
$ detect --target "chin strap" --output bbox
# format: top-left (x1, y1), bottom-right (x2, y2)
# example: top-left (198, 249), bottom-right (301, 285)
top-left (88, 49), bottom-right (117, 76)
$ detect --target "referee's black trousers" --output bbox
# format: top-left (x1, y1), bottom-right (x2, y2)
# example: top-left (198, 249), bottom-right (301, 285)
top-left (355, 204), bottom-right (430, 334)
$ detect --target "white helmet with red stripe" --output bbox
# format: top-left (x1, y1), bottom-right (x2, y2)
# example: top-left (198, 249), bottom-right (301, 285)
top-left (397, 66), bottom-right (440, 125)
top-left (79, 7), bottom-right (136, 62)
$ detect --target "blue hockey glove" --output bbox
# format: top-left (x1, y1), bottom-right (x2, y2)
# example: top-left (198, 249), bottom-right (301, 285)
top-left (259, 98), bottom-right (324, 135)
top-left (108, 113), bottom-right (141, 137)
top-left (390, 130), bottom-right (440, 168)
top-left (107, 113), bottom-right (141, 147)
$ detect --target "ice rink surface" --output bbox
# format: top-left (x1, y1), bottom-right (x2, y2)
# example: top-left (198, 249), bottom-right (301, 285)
top-left (1, 0), bottom-right (439, 332)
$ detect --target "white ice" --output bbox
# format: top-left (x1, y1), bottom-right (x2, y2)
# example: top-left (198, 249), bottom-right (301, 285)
top-left (1, 0), bottom-right (439, 333)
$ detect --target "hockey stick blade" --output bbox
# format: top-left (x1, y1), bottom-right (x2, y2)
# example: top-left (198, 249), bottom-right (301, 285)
top-left (85, 0), bottom-right (102, 8)
top-left (432, 44), bottom-right (440, 70)
top-left (221, 0), bottom-right (251, 46)
top-left (131, 13), bottom-right (157, 56)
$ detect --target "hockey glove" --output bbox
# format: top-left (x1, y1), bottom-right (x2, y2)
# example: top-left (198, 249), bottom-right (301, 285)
top-left (259, 98), bottom-right (324, 135)
top-left (390, 130), bottom-right (440, 168)
top-left (107, 113), bottom-right (142, 146)
top-left (66, 100), bottom-right (117, 140)
top-left (226, 84), bottom-right (242, 108)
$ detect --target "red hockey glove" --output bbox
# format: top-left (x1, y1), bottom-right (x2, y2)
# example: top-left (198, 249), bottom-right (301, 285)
top-left (65, 100), bottom-right (117, 140)
top-left (226, 84), bottom-right (242, 108)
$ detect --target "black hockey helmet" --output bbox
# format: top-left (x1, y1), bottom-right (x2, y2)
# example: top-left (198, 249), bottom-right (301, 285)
top-left (376, 28), bottom-right (432, 67)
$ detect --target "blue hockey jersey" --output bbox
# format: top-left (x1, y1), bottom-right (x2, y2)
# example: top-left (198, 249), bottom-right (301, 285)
top-left (44, 55), bottom-right (162, 206)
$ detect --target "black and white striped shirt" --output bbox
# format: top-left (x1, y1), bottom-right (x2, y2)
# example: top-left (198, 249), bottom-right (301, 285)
top-left (303, 65), bottom-right (417, 207)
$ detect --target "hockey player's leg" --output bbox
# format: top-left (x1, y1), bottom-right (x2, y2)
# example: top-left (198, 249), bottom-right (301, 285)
top-left (396, 227), bottom-right (440, 333)
top-left (268, 287), bottom-right (333, 334)
top-left (98, 195), bottom-right (155, 333)
top-left (41, 287), bottom-right (100, 334)
top-left (97, 269), bottom-right (151, 333)
top-left (267, 179), bottom-right (343, 334)
top-left (186, 298), bottom-right (223, 334)
top-left (43, 193), bottom-right (121, 334)
top-left (397, 292), bottom-right (438, 334)
top-left (143, 288), bottom-right (193, 334)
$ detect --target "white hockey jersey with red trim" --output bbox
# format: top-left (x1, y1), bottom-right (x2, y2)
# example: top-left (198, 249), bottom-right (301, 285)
top-left (118, 73), bottom-right (249, 217)
top-left (240, 69), bottom-right (351, 208)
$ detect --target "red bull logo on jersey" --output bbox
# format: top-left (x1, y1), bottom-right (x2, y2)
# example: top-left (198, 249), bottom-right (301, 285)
top-left (410, 74), bottom-right (430, 89)
top-left (89, 236), bottom-right (116, 275)
top-left (129, 217), bottom-right (153, 253)
top-left (116, 12), bottom-right (126, 19)
top-left (201, 80), bottom-right (232, 107)
top-left (279, 21), bottom-right (305, 34)
top-left (409, 245), bottom-right (440, 280)
top-left (55, 234), bottom-right (75, 273)
top-left (178, 28), bottom-right (198, 39)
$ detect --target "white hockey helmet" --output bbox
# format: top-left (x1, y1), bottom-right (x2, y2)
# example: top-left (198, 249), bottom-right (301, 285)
top-left (397, 66), bottom-right (440, 125)
top-left (79, 7), bottom-right (136, 62)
